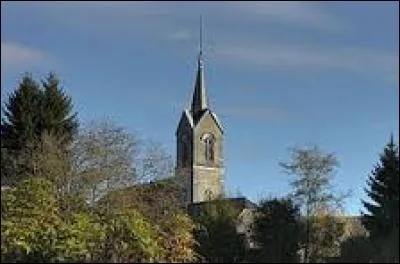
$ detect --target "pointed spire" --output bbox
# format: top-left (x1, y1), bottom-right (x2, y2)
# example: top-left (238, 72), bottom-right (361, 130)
top-left (388, 132), bottom-right (395, 148)
top-left (191, 15), bottom-right (208, 119)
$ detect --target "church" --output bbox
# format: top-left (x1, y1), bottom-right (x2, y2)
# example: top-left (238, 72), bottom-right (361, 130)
top-left (175, 46), bottom-right (224, 206)
top-left (174, 32), bottom-right (258, 249)
top-left (172, 44), bottom-right (369, 254)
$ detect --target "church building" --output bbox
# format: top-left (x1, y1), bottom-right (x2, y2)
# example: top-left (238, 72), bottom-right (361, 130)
top-left (174, 43), bottom-right (259, 250)
top-left (175, 47), bottom-right (224, 207)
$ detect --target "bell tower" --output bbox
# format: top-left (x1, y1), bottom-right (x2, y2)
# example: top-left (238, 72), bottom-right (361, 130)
top-left (175, 17), bottom-right (224, 205)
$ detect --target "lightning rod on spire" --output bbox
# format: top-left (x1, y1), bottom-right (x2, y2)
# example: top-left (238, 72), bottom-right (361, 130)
top-left (200, 15), bottom-right (203, 58)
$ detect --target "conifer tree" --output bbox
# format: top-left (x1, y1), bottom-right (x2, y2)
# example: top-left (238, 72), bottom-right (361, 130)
top-left (1, 72), bottom-right (78, 185)
top-left (39, 72), bottom-right (78, 145)
top-left (362, 134), bottom-right (399, 239)
top-left (1, 74), bottom-right (42, 184)
top-left (1, 74), bottom-right (41, 152)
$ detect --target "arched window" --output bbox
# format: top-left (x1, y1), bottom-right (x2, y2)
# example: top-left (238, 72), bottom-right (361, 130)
top-left (203, 133), bottom-right (215, 164)
top-left (204, 189), bottom-right (213, 200)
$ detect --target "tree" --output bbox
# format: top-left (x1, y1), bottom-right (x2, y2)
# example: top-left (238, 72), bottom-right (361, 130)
top-left (1, 178), bottom-right (64, 262)
top-left (97, 179), bottom-right (196, 262)
top-left (57, 212), bottom-right (105, 262)
top-left (1, 74), bottom-right (42, 184)
top-left (158, 213), bottom-right (198, 263)
top-left (253, 197), bottom-right (302, 263)
top-left (362, 135), bottom-right (399, 237)
top-left (280, 145), bottom-right (349, 262)
top-left (361, 135), bottom-right (399, 262)
top-left (39, 72), bottom-right (78, 145)
top-left (99, 176), bottom-right (184, 224)
top-left (29, 132), bottom-right (90, 215)
top-left (308, 209), bottom-right (345, 262)
top-left (70, 120), bottom-right (138, 205)
top-left (337, 235), bottom-right (375, 263)
top-left (31, 132), bottom-right (73, 193)
top-left (71, 119), bottom-right (175, 207)
top-left (1, 74), bottom-right (41, 152)
top-left (1, 73), bottom-right (78, 186)
top-left (1, 178), bottom-right (166, 263)
top-left (193, 198), bottom-right (247, 263)
top-left (1, 178), bottom-right (108, 263)
top-left (100, 209), bottom-right (164, 263)
top-left (135, 139), bottom-right (174, 183)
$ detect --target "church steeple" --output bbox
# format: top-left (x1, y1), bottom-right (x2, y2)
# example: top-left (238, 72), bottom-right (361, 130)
top-left (191, 16), bottom-right (208, 120)
top-left (176, 16), bottom-right (224, 205)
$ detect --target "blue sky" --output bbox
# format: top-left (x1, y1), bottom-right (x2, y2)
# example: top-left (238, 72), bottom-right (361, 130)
top-left (1, 1), bottom-right (398, 215)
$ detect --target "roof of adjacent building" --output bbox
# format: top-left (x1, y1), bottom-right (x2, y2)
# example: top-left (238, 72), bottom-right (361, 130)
top-left (187, 196), bottom-right (257, 217)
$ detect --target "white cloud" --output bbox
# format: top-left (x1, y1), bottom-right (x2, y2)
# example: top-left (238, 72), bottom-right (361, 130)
top-left (165, 30), bottom-right (193, 41)
top-left (3, 2), bottom-right (396, 82)
top-left (15, 1), bottom-right (345, 39)
top-left (229, 1), bottom-right (346, 31)
top-left (213, 43), bottom-right (399, 82)
top-left (1, 42), bottom-right (49, 70)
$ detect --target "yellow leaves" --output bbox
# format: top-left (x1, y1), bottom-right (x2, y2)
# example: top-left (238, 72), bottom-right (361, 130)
top-left (2, 177), bottom-right (197, 263)
top-left (158, 213), bottom-right (197, 263)
top-left (100, 209), bottom-right (164, 262)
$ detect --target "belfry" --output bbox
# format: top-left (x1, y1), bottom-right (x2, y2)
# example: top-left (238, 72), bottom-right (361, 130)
top-left (175, 17), bottom-right (224, 206)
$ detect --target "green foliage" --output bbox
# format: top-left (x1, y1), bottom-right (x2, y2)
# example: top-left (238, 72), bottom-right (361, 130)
top-left (362, 135), bottom-right (399, 240)
top-left (337, 235), bottom-right (376, 263)
top-left (280, 145), bottom-right (344, 213)
top-left (1, 178), bottom-right (63, 262)
top-left (280, 145), bottom-right (348, 262)
top-left (193, 199), bottom-right (246, 263)
top-left (1, 74), bottom-right (42, 152)
top-left (372, 229), bottom-right (400, 263)
top-left (1, 177), bottom-right (166, 263)
top-left (360, 135), bottom-right (399, 263)
top-left (308, 210), bottom-right (346, 262)
top-left (55, 212), bottom-right (105, 262)
top-left (1, 73), bottom-right (78, 186)
top-left (31, 132), bottom-right (73, 192)
top-left (101, 209), bottom-right (164, 263)
top-left (0, 146), bottom-right (17, 186)
top-left (1, 74), bottom-right (42, 184)
top-left (338, 229), bottom-right (399, 263)
top-left (97, 176), bottom-right (184, 225)
top-left (253, 197), bottom-right (302, 263)
top-left (39, 72), bottom-right (78, 144)
top-left (158, 213), bottom-right (198, 263)
top-left (98, 179), bottom-right (195, 262)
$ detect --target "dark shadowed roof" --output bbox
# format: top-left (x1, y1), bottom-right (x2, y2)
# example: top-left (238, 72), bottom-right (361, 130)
top-left (187, 196), bottom-right (256, 217)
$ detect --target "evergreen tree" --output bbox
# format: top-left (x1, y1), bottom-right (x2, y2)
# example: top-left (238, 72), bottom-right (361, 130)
top-left (1, 72), bottom-right (78, 186)
top-left (1, 74), bottom-right (41, 152)
top-left (39, 72), bottom-right (78, 145)
top-left (1, 74), bottom-right (42, 184)
top-left (362, 134), bottom-right (399, 239)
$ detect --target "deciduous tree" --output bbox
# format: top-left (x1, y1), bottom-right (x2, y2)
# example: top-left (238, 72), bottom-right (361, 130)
top-left (280, 145), bottom-right (349, 262)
